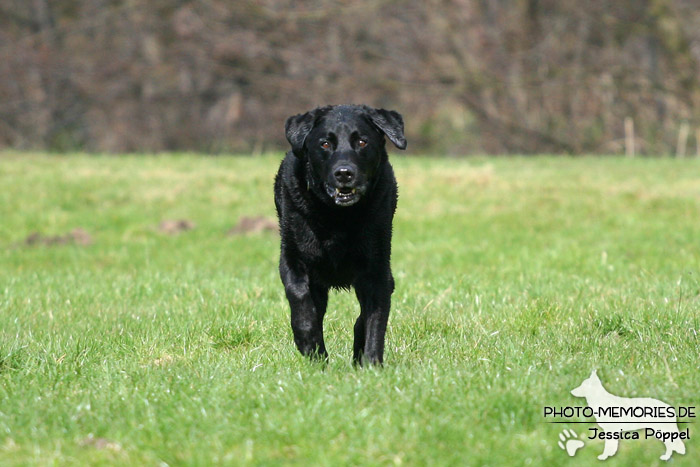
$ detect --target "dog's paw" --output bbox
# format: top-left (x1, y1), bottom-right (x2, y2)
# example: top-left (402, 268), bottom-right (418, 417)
top-left (558, 428), bottom-right (584, 457)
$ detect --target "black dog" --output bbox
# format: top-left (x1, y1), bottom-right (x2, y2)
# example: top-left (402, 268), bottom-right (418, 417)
top-left (274, 105), bottom-right (406, 365)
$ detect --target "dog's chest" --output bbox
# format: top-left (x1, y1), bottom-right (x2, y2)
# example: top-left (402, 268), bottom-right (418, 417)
top-left (306, 226), bottom-right (367, 286)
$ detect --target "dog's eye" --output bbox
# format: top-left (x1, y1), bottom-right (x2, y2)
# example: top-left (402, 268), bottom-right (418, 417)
top-left (321, 141), bottom-right (331, 150)
top-left (358, 139), bottom-right (367, 148)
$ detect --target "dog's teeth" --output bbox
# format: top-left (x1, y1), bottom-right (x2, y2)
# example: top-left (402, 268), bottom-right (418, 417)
top-left (351, 188), bottom-right (356, 194)
top-left (335, 188), bottom-right (340, 195)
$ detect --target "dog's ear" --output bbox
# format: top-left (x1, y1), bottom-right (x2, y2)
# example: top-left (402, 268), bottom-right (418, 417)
top-left (285, 110), bottom-right (317, 158)
top-left (365, 107), bottom-right (407, 150)
top-left (591, 369), bottom-right (599, 380)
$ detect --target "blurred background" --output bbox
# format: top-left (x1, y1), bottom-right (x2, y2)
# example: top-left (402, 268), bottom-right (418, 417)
top-left (1, 0), bottom-right (699, 155)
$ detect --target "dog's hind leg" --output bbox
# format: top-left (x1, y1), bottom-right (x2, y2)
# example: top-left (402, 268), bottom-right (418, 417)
top-left (352, 314), bottom-right (366, 364)
top-left (598, 438), bottom-right (619, 460)
top-left (661, 437), bottom-right (686, 460)
top-left (660, 446), bottom-right (671, 461)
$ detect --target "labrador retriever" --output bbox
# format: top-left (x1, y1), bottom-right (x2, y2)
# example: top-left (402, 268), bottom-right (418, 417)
top-left (274, 104), bottom-right (406, 365)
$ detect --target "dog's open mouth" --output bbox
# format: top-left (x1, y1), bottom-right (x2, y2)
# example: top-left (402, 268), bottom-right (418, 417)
top-left (326, 185), bottom-right (360, 206)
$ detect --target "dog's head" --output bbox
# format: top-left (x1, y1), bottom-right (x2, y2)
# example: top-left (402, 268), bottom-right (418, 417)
top-left (285, 105), bottom-right (406, 207)
top-left (571, 369), bottom-right (601, 398)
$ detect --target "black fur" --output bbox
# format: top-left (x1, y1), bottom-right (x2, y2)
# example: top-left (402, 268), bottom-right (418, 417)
top-left (274, 105), bottom-right (406, 365)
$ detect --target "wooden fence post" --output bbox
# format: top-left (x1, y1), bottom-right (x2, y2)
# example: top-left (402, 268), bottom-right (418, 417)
top-left (624, 117), bottom-right (634, 157)
top-left (677, 122), bottom-right (689, 158)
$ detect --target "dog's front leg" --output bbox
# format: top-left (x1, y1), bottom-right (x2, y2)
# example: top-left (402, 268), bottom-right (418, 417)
top-left (280, 259), bottom-right (328, 360)
top-left (598, 437), bottom-right (619, 460)
top-left (354, 272), bottom-right (394, 365)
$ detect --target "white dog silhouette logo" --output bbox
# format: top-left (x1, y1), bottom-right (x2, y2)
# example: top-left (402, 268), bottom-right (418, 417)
top-left (571, 370), bottom-right (686, 461)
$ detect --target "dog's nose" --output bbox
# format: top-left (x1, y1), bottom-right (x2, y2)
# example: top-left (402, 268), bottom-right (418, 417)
top-left (334, 166), bottom-right (355, 184)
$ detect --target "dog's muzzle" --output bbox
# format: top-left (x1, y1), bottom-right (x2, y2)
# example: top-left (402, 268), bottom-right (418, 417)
top-left (325, 183), bottom-right (364, 206)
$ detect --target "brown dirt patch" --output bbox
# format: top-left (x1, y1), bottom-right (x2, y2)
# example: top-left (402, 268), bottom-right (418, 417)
top-left (79, 434), bottom-right (122, 452)
top-left (228, 216), bottom-right (278, 235)
top-left (158, 219), bottom-right (195, 234)
top-left (25, 228), bottom-right (93, 246)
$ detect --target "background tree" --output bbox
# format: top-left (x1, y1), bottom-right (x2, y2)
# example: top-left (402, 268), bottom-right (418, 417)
top-left (0, 0), bottom-right (698, 154)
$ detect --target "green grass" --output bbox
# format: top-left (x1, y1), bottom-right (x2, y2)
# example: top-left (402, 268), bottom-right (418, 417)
top-left (0, 152), bottom-right (698, 465)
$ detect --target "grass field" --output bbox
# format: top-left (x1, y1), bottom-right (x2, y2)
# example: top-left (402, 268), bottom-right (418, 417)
top-left (0, 153), bottom-right (698, 466)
